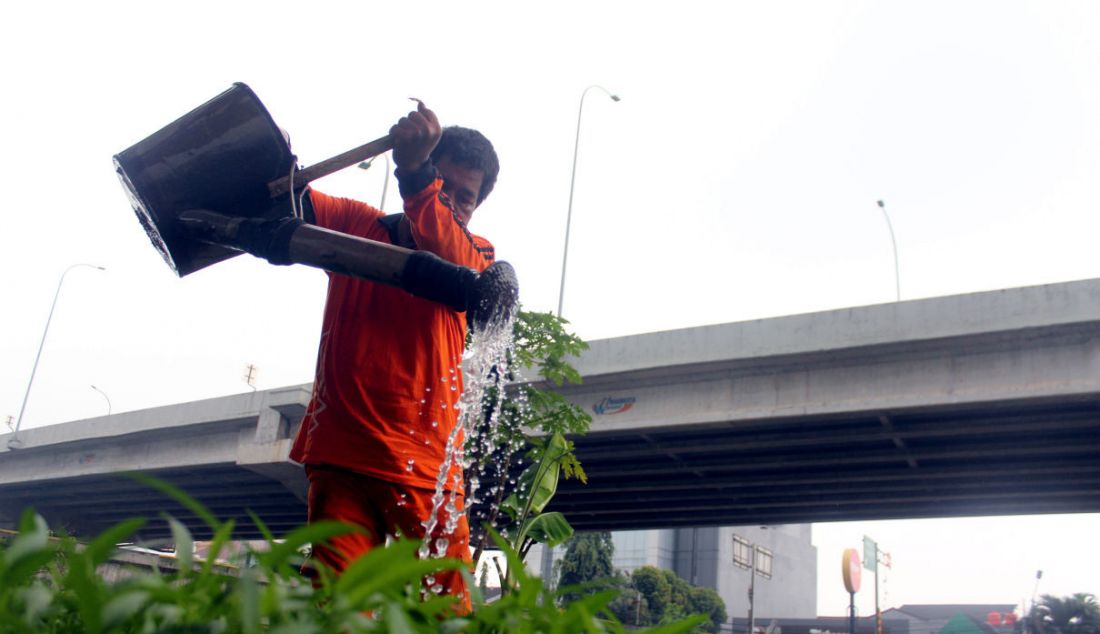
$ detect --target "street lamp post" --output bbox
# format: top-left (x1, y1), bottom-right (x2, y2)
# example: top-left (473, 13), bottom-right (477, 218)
top-left (90, 385), bottom-right (112, 415)
top-left (556, 84), bottom-right (620, 317)
top-left (8, 263), bottom-right (105, 449)
top-left (875, 200), bottom-right (900, 302)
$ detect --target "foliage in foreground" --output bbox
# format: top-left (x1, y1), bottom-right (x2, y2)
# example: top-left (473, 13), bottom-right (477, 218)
top-left (0, 476), bottom-right (708, 634)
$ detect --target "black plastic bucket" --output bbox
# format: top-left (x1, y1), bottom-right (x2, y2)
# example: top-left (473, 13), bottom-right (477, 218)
top-left (114, 83), bottom-right (295, 277)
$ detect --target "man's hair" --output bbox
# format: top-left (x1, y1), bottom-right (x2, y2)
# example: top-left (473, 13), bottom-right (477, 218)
top-left (430, 126), bottom-right (500, 205)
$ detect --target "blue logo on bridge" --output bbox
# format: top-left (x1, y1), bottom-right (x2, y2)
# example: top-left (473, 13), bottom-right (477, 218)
top-left (593, 396), bottom-right (636, 415)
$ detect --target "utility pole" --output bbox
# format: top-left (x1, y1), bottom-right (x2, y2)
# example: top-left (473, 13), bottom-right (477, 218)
top-left (243, 364), bottom-right (259, 391)
top-left (863, 536), bottom-right (891, 634)
top-left (748, 550), bottom-right (757, 634)
top-left (738, 533), bottom-right (772, 634)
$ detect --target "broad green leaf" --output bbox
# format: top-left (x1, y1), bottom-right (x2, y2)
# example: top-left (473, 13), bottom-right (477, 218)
top-left (201, 518), bottom-right (236, 575)
top-left (84, 517), bottom-right (146, 566)
top-left (2, 538), bottom-right (56, 589)
top-left (239, 568), bottom-right (261, 634)
top-left (337, 541), bottom-right (463, 606)
top-left (16, 507), bottom-right (43, 534)
top-left (419, 592), bottom-right (462, 619)
top-left (15, 583), bottom-right (53, 624)
top-left (518, 432), bottom-right (570, 518)
top-left (63, 554), bottom-right (103, 634)
top-left (523, 512), bottom-right (574, 547)
top-left (166, 516), bottom-right (194, 574)
top-left (2, 510), bottom-right (50, 570)
top-left (261, 520), bottom-right (362, 570)
top-left (384, 602), bottom-right (418, 634)
top-left (101, 590), bottom-right (149, 630)
top-left (500, 490), bottom-right (521, 520)
top-left (561, 592), bottom-right (620, 634)
top-left (332, 536), bottom-right (419, 592)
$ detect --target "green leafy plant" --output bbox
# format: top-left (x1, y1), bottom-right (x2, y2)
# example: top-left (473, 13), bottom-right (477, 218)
top-left (467, 308), bottom-right (591, 570)
top-left (0, 475), bottom-right (709, 633)
top-left (495, 431), bottom-right (579, 590)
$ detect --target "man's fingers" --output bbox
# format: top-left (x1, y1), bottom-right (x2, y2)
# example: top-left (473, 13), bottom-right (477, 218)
top-left (392, 113), bottom-right (426, 137)
top-left (392, 98), bottom-right (442, 171)
top-left (409, 97), bottom-right (439, 127)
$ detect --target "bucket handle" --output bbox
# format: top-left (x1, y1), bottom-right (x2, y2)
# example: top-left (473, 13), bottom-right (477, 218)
top-left (267, 134), bottom-right (394, 198)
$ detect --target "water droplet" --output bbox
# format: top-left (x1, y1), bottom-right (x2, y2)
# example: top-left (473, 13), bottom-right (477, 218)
top-left (406, 459), bottom-right (415, 471)
top-left (435, 537), bottom-right (448, 553)
top-left (431, 421), bottom-right (438, 428)
top-left (431, 583), bottom-right (443, 593)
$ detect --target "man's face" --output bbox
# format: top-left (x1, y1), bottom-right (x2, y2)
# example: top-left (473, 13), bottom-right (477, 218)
top-left (435, 156), bottom-right (485, 226)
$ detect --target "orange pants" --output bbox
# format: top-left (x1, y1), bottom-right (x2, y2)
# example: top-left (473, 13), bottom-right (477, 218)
top-left (305, 466), bottom-right (472, 613)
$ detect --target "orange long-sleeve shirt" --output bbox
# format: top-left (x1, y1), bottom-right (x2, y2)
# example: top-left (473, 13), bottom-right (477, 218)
top-left (289, 175), bottom-right (494, 491)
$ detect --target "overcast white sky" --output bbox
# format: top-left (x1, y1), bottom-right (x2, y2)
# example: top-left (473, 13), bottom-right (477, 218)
top-left (1, 0), bottom-right (1097, 617)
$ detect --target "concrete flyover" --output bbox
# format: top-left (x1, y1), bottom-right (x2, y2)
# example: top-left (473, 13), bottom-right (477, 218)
top-left (1, 278), bottom-right (1098, 539)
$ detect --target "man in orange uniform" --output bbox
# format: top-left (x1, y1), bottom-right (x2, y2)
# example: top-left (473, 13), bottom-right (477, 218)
top-left (289, 100), bottom-right (499, 611)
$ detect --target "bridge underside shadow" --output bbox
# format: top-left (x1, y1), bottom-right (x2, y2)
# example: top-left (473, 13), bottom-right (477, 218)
top-left (555, 397), bottom-right (1100, 532)
top-left (7, 395), bottom-right (1096, 541)
top-left (0, 466), bottom-right (309, 542)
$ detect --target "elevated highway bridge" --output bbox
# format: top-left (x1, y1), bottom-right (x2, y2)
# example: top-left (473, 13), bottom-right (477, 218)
top-left (2, 279), bottom-right (1098, 539)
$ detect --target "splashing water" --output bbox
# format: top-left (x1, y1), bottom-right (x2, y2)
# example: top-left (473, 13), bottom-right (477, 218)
top-left (418, 310), bottom-right (516, 563)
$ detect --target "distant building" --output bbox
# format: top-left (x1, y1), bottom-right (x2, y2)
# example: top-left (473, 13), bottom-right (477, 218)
top-left (614, 525), bottom-right (818, 620)
top-left (529, 523), bottom-right (818, 627)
